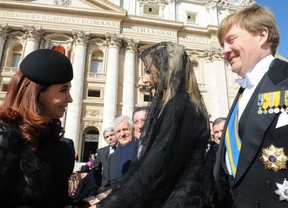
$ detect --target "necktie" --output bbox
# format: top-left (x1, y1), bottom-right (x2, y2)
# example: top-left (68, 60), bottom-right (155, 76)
top-left (225, 94), bottom-right (242, 177)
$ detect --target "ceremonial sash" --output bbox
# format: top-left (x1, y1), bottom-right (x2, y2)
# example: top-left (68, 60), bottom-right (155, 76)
top-left (225, 95), bottom-right (242, 177)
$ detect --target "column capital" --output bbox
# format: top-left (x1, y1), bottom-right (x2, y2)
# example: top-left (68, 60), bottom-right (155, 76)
top-left (72, 30), bottom-right (91, 46)
top-left (105, 33), bottom-right (123, 49)
top-left (205, 0), bottom-right (217, 12)
top-left (203, 47), bottom-right (223, 62)
top-left (123, 38), bottom-right (139, 53)
top-left (23, 25), bottom-right (44, 42)
top-left (0, 24), bottom-right (10, 40)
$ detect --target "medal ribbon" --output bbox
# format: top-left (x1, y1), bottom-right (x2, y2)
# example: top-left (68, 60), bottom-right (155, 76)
top-left (263, 92), bottom-right (270, 112)
top-left (274, 91), bottom-right (280, 108)
top-left (285, 90), bottom-right (288, 107)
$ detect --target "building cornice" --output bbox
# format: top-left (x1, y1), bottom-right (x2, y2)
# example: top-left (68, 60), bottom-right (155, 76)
top-left (0, 1), bottom-right (127, 19)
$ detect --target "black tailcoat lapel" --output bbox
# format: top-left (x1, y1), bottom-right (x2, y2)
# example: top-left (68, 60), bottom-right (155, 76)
top-left (235, 58), bottom-right (288, 184)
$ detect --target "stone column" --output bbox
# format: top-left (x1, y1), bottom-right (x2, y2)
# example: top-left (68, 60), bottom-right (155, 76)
top-left (204, 47), bottom-right (229, 119)
top-left (65, 30), bottom-right (90, 151)
top-left (205, 0), bottom-right (218, 26)
top-left (122, 39), bottom-right (138, 117)
top-left (0, 24), bottom-right (10, 63)
top-left (101, 33), bottom-right (122, 146)
top-left (22, 25), bottom-right (44, 57)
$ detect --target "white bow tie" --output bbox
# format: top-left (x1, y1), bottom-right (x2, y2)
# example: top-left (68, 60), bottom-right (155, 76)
top-left (234, 73), bottom-right (256, 88)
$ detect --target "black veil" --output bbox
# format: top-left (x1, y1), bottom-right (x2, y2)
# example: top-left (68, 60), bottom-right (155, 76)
top-left (97, 42), bottom-right (212, 208)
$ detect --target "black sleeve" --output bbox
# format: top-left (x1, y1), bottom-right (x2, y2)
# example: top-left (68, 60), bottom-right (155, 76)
top-left (60, 138), bottom-right (75, 176)
top-left (0, 124), bottom-right (22, 205)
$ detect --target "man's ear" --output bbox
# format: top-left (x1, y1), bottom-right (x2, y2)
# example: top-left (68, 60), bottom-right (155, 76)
top-left (259, 27), bottom-right (269, 45)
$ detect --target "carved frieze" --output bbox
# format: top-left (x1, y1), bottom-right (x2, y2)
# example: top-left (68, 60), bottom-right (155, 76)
top-left (54, 0), bottom-right (72, 7)
top-left (0, 24), bottom-right (10, 40)
top-left (218, 0), bottom-right (255, 7)
top-left (138, 0), bottom-right (169, 4)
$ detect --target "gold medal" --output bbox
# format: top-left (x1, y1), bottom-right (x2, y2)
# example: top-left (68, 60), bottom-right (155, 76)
top-left (275, 179), bottom-right (288, 202)
top-left (260, 144), bottom-right (288, 173)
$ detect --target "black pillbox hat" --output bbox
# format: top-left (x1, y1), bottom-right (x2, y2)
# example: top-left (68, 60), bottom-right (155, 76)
top-left (20, 49), bottom-right (73, 85)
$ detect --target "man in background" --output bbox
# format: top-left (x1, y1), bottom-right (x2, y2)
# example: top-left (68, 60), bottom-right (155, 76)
top-left (133, 106), bottom-right (148, 139)
top-left (213, 117), bottom-right (226, 145)
top-left (94, 127), bottom-right (118, 190)
top-left (109, 116), bottom-right (137, 185)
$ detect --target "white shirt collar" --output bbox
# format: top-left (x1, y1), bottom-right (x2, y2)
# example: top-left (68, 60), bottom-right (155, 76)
top-left (235, 55), bottom-right (275, 89)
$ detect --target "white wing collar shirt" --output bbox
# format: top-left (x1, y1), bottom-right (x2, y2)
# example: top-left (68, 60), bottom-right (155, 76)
top-left (236, 55), bottom-right (275, 119)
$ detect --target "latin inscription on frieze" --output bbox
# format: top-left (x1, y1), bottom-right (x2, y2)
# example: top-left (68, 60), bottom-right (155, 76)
top-left (121, 26), bottom-right (177, 37)
top-left (0, 11), bottom-right (120, 27)
top-left (179, 36), bottom-right (209, 44)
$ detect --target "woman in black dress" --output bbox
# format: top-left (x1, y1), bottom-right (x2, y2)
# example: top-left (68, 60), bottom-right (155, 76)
top-left (0, 49), bottom-right (75, 207)
top-left (91, 41), bottom-right (212, 208)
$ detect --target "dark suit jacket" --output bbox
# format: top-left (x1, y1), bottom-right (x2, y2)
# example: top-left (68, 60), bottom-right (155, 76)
top-left (94, 146), bottom-right (110, 188)
top-left (111, 140), bottom-right (138, 184)
top-left (106, 145), bottom-right (120, 189)
top-left (214, 58), bottom-right (288, 208)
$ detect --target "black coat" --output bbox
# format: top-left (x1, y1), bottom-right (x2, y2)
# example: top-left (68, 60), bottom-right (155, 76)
top-left (0, 123), bottom-right (75, 208)
top-left (71, 172), bottom-right (98, 202)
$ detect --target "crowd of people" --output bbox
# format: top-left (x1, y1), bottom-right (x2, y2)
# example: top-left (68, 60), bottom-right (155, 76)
top-left (0, 3), bottom-right (287, 208)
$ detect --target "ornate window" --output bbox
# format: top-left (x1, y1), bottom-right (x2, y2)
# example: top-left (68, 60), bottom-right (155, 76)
top-left (11, 54), bottom-right (21, 68)
top-left (91, 51), bottom-right (103, 73)
top-left (8, 44), bottom-right (22, 68)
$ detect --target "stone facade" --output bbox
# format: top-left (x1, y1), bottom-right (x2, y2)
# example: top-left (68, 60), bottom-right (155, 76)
top-left (0, 0), bottom-right (272, 162)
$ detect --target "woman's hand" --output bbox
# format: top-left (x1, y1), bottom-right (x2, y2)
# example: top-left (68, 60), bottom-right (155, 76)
top-left (83, 196), bottom-right (98, 205)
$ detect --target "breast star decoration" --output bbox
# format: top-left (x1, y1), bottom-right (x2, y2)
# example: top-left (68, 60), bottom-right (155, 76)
top-left (275, 179), bottom-right (288, 202)
top-left (260, 144), bottom-right (288, 173)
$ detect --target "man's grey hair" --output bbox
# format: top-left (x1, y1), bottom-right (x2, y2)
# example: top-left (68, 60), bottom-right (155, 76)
top-left (114, 115), bottom-right (134, 128)
top-left (213, 117), bottom-right (226, 126)
top-left (102, 127), bottom-right (115, 138)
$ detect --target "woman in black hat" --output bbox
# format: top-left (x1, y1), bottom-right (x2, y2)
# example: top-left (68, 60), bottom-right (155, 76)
top-left (0, 49), bottom-right (75, 207)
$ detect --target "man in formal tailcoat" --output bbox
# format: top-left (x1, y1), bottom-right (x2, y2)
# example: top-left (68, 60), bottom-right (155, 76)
top-left (214, 4), bottom-right (288, 208)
